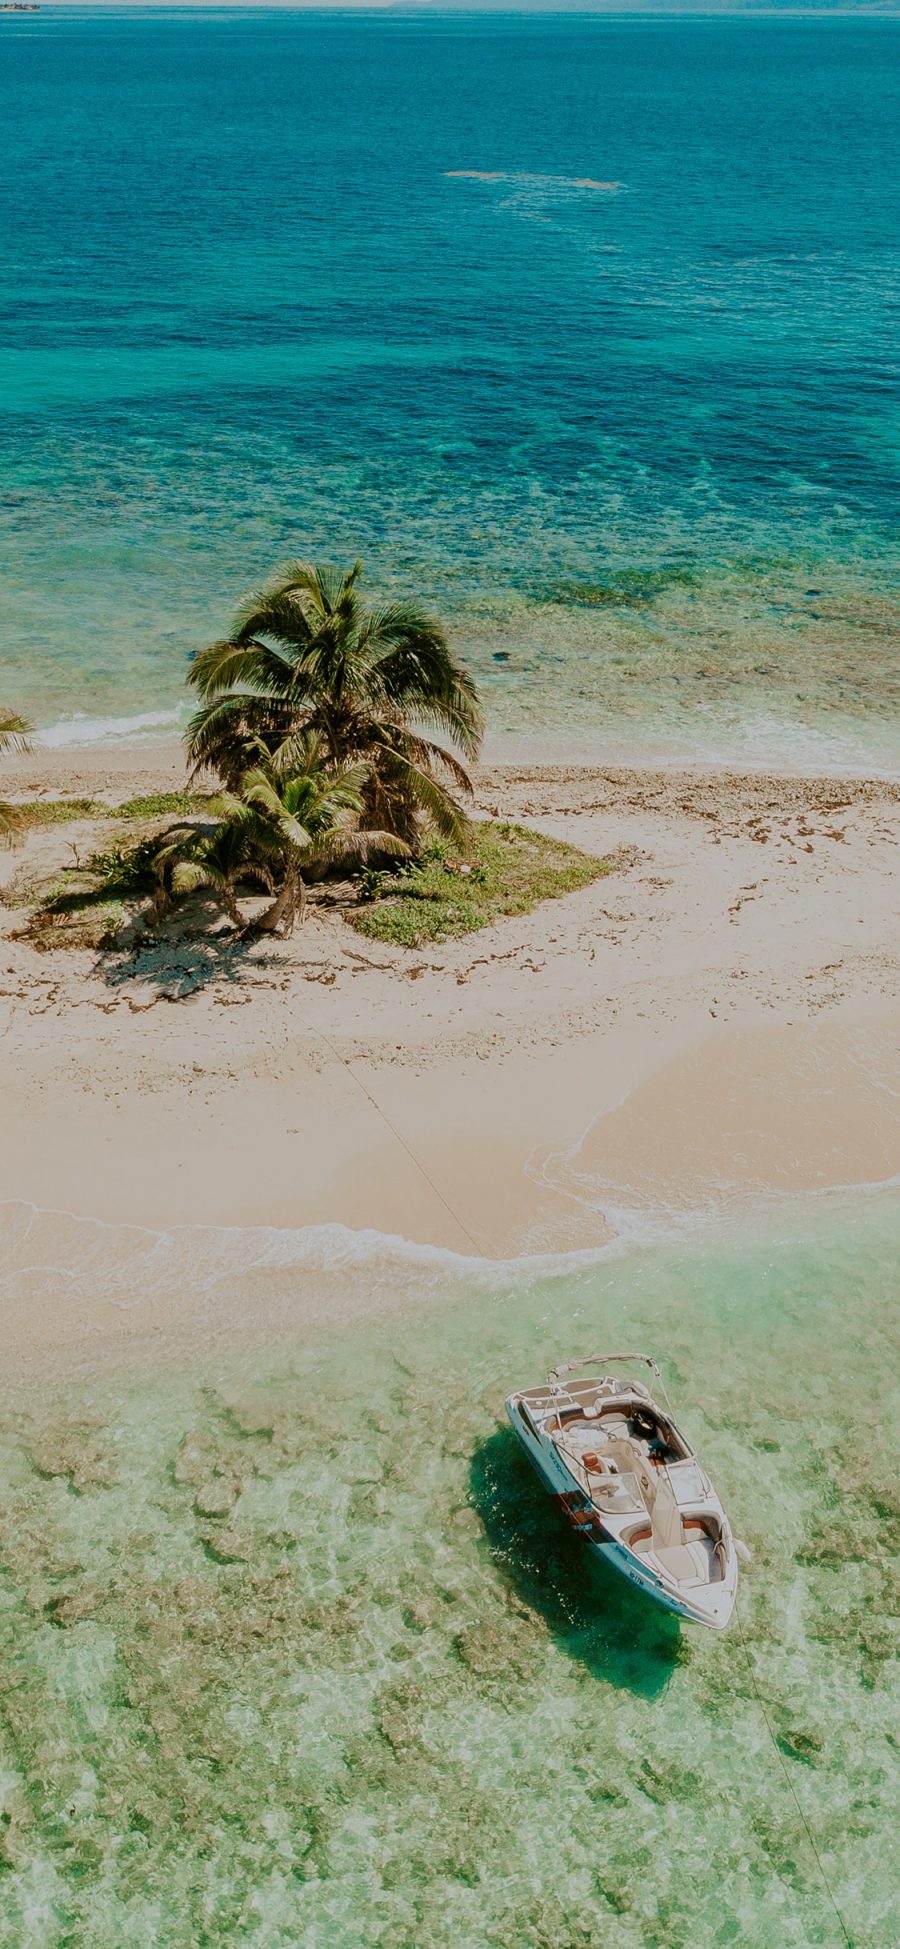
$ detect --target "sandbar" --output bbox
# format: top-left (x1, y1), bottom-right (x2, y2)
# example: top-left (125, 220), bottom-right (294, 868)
top-left (1, 746), bottom-right (897, 1365)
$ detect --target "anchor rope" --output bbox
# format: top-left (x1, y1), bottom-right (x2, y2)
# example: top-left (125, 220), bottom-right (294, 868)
top-left (306, 1022), bottom-right (484, 1258)
top-left (735, 1602), bottom-right (854, 1949)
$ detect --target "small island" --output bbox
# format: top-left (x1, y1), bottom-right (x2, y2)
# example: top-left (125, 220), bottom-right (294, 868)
top-left (0, 5), bottom-right (41, 12)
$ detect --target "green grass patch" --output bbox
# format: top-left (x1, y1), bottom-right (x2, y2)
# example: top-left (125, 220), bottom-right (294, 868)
top-left (112, 790), bottom-right (225, 821)
top-left (11, 797), bottom-right (106, 828)
top-left (12, 790), bottom-right (219, 831)
top-left (14, 817), bottom-right (609, 956)
top-left (18, 835), bottom-right (168, 951)
top-left (351, 823), bottom-right (610, 948)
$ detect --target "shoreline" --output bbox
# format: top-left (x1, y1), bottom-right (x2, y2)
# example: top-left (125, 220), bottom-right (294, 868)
top-left (2, 741), bottom-right (898, 1368)
top-left (3, 1173), bottom-right (897, 1392)
top-left (6, 729), bottom-right (900, 802)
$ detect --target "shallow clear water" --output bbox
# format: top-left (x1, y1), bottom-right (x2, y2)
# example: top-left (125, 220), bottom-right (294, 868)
top-left (1, 13), bottom-right (899, 767)
top-left (0, 1194), bottom-right (897, 1947)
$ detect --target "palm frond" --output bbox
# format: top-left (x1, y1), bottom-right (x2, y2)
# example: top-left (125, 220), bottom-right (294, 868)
top-left (401, 696), bottom-right (482, 766)
top-left (309, 758), bottom-right (370, 809)
top-left (264, 728), bottom-right (329, 778)
top-left (0, 800), bottom-right (22, 845)
top-left (238, 768), bottom-right (314, 852)
top-left (170, 858), bottom-right (220, 897)
top-left (190, 638), bottom-right (298, 700)
top-left (185, 694), bottom-right (299, 781)
top-left (358, 601), bottom-right (446, 658)
top-left (380, 726), bottom-right (474, 794)
top-left (270, 559), bottom-right (362, 619)
top-left (229, 590), bottom-right (323, 655)
top-left (306, 828), bottom-right (411, 868)
top-left (0, 709), bottom-right (31, 756)
top-left (380, 754), bottom-right (473, 847)
top-left (368, 626), bottom-right (483, 760)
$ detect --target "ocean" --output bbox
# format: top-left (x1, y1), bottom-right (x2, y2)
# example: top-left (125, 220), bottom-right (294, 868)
top-left (1, 10), bottom-right (899, 768)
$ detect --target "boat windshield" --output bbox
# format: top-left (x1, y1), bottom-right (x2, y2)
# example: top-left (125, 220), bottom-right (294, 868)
top-left (591, 1471), bottom-right (645, 1515)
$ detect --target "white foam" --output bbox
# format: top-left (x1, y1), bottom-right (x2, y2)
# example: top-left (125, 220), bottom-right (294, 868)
top-left (691, 706), bottom-right (900, 781)
top-left (3, 1176), bottom-right (897, 1337)
top-left (36, 709), bottom-right (183, 750)
top-left (0, 1199), bottom-right (628, 1310)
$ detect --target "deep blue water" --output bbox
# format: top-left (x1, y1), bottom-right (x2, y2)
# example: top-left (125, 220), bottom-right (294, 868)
top-left (1, 11), bottom-right (899, 764)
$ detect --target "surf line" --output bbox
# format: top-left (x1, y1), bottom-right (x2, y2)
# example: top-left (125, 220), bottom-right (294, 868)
top-left (735, 1603), bottom-right (855, 1949)
top-left (302, 1018), bottom-right (484, 1259)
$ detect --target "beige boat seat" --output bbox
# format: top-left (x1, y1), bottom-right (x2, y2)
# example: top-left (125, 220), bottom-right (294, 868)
top-left (631, 1528), bottom-right (721, 1588)
top-left (650, 1541), bottom-right (712, 1586)
top-left (630, 1458), bottom-right (715, 1587)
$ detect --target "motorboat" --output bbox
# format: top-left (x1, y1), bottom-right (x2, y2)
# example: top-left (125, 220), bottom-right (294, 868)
top-left (506, 1351), bottom-right (746, 1630)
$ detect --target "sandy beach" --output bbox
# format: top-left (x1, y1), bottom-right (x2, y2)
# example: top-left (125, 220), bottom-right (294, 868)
top-left (2, 742), bottom-right (897, 1365)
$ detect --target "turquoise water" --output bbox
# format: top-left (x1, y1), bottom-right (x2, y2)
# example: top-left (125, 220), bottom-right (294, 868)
top-left (2, 13), bottom-right (900, 766)
top-left (0, 1196), bottom-right (897, 1946)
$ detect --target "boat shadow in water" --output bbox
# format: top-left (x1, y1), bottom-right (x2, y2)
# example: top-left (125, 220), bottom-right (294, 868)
top-left (468, 1427), bottom-right (681, 1699)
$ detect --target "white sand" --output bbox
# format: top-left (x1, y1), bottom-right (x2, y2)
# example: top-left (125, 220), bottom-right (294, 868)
top-left (1, 749), bottom-right (897, 1360)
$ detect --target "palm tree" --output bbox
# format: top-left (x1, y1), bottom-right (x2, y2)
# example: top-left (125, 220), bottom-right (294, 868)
top-left (186, 561), bottom-right (483, 848)
top-left (153, 814), bottom-right (271, 932)
top-left (0, 707), bottom-right (31, 842)
top-left (156, 737), bottom-right (408, 936)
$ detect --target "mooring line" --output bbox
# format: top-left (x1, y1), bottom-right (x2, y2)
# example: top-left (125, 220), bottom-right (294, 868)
top-left (736, 1602), bottom-right (855, 1949)
top-left (307, 1022), bottom-right (484, 1258)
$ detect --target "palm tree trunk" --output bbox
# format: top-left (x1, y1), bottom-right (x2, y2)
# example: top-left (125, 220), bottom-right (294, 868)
top-left (253, 865), bottom-right (303, 936)
top-left (222, 880), bottom-right (244, 930)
